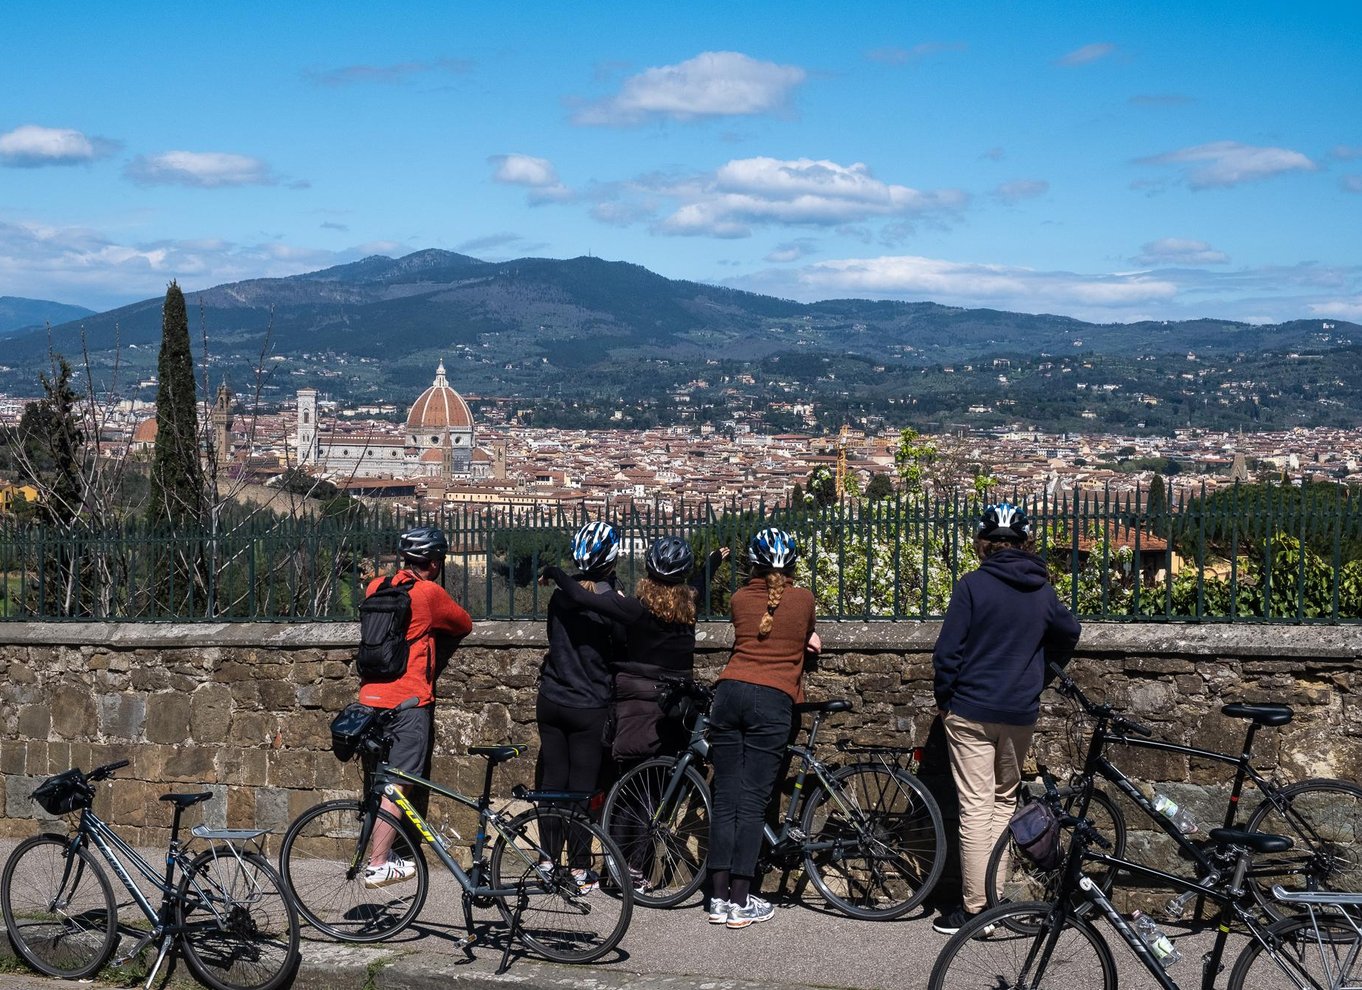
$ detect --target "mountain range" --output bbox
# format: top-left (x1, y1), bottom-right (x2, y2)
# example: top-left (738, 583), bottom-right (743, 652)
top-left (0, 297), bottom-right (96, 338)
top-left (3, 251), bottom-right (1357, 433)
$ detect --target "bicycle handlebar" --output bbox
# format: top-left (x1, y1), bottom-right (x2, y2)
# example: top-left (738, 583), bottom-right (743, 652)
top-left (1048, 661), bottom-right (1153, 736)
top-left (88, 759), bottom-right (130, 782)
top-left (1060, 814), bottom-right (1114, 850)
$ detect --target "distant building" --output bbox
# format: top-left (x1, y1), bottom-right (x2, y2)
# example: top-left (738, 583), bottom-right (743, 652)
top-left (295, 361), bottom-right (486, 481)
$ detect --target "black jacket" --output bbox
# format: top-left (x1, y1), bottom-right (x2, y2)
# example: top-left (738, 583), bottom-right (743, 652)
top-left (932, 548), bottom-right (1081, 726)
top-left (539, 573), bottom-right (623, 709)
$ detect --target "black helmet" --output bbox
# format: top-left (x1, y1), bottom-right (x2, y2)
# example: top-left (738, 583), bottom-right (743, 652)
top-left (570, 521), bottom-right (619, 576)
top-left (645, 536), bottom-right (694, 584)
top-left (748, 527), bottom-right (798, 570)
top-left (399, 526), bottom-right (449, 562)
top-left (977, 502), bottom-right (1030, 542)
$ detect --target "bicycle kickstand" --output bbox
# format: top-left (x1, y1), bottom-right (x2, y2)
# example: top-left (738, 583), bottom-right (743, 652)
top-left (139, 932), bottom-right (176, 990)
top-left (456, 891), bottom-right (479, 961)
top-left (497, 888), bottom-right (530, 975)
top-left (112, 928), bottom-right (171, 990)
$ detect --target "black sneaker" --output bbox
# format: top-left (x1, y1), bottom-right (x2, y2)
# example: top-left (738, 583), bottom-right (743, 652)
top-left (933, 906), bottom-right (979, 935)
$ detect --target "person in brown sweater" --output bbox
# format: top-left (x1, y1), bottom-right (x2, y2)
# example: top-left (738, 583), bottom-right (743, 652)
top-left (705, 527), bottom-right (820, 929)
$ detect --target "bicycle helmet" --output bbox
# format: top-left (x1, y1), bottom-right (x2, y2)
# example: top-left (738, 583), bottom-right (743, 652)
top-left (399, 525), bottom-right (449, 562)
top-left (570, 521), bottom-right (619, 576)
top-left (977, 502), bottom-right (1030, 542)
top-left (748, 527), bottom-right (798, 570)
top-left (645, 536), bottom-right (694, 584)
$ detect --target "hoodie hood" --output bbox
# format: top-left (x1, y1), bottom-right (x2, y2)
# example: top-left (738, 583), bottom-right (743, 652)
top-left (978, 547), bottom-right (1051, 591)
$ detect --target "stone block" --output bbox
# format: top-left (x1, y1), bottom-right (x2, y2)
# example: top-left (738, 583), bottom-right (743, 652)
top-left (145, 692), bottom-right (192, 745)
top-left (189, 684), bottom-right (232, 743)
top-left (258, 680), bottom-right (299, 711)
top-left (99, 694), bottom-right (147, 741)
top-left (17, 704), bottom-right (50, 741)
top-left (25, 740), bottom-right (48, 775)
top-left (164, 746), bottom-right (217, 781)
top-left (268, 751), bottom-right (317, 790)
top-left (0, 742), bottom-right (25, 775)
top-left (51, 689), bottom-right (96, 739)
top-left (110, 779), bottom-right (154, 826)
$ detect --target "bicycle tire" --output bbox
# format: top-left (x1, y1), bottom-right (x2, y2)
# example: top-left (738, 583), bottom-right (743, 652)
top-left (1227, 914), bottom-right (1362, 989)
top-left (927, 900), bottom-right (1118, 990)
top-left (489, 804), bottom-right (632, 964)
top-left (800, 763), bottom-right (946, 920)
top-left (600, 757), bottom-right (711, 908)
top-left (278, 799), bottom-right (428, 941)
top-left (1, 834), bottom-right (117, 980)
top-left (984, 786), bottom-right (1126, 926)
top-left (177, 847), bottom-right (301, 990)
top-left (1244, 778), bottom-right (1362, 920)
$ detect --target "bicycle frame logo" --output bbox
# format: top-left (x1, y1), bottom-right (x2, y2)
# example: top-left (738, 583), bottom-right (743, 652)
top-left (384, 783), bottom-right (437, 844)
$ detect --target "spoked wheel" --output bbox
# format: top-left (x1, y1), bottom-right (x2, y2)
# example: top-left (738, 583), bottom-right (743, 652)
top-left (600, 757), bottom-right (710, 908)
top-left (1, 835), bottom-right (118, 980)
top-left (985, 787), bottom-right (1126, 932)
top-left (1244, 778), bottom-right (1362, 921)
top-left (176, 847), bottom-right (300, 990)
top-left (278, 800), bottom-right (428, 941)
top-left (800, 764), bottom-right (946, 919)
top-left (490, 805), bottom-right (632, 964)
top-left (928, 901), bottom-right (1117, 990)
top-left (1227, 915), bottom-right (1362, 989)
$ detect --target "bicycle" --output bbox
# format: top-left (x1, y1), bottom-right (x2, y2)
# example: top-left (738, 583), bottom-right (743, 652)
top-left (1, 760), bottom-right (300, 990)
top-left (986, 662), bottom-right (1362, 921)
top-left (278, 698), bottom-right (632, 972)
top-left (599, 675), bottom-right (947, 919)
top-left (930, 800), bottom-right (1362, 990)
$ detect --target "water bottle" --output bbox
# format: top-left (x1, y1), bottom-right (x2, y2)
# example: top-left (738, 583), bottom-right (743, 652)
top-left (1131, 910), bottom-right (1182, 967)
top-left (1152, 793), bottom-right (1199, 834)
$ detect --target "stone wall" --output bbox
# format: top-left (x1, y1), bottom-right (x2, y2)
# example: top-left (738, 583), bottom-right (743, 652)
top-left (0, 620), bottom-right (1358, 903)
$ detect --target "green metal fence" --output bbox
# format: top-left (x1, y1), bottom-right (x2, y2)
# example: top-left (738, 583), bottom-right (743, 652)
top-left (2, 482), bottom-right (1359, 622)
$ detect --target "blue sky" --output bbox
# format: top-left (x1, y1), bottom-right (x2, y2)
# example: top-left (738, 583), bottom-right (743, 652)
top-left (2, 1), bottom-right (1359, 324)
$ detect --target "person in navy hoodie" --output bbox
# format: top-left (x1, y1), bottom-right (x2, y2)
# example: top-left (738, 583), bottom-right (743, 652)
top-left (931, 502), bottom-right (1081, 934)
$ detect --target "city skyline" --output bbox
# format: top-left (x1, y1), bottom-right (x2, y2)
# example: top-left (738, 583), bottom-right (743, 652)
top-left (2, 2), bottom-right (1359, 324)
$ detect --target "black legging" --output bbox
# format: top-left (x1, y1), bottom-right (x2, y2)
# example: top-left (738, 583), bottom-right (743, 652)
top-left (535, 694), bottom-right (609, 867)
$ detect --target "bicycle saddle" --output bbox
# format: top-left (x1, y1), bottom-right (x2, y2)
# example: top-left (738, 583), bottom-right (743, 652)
top-left (794, 699), bottom-right (852, 715)
top-left (1209, 827), bottom-right (1293, 854)
top-left (468, 744), bottom-right (526, 764)
top-left (1221, 702), bottom-right (1293, 726)
top-left (160, 792), bottom-right (213, 808)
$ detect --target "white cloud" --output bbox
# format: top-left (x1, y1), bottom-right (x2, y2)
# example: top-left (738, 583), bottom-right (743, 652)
top-left (489, 153), bottom-right (574, 203)
top-left (1341, 175), bottom-right (1362, 194)
top-left (125, 151), bottom-right (280, 188)
top-left (1057, 43), bottom-right (1115, 66)
top-left (642, 157), bottom-right (966, 238)
top-left (1309, 297), bottom-right (1362, 321)
top-left (992, 180), bottom-right (1049, 204)
top-left (0, 124), bottom-right (118, 167)
top-left (1139, 141), bottom-right (1317, 189)
top-left (1135, 238), bottom-right (1229, 265)
top-left (765, 239), bottom-right (818, 263)
top-left (573, 51), bottom-right (806, 125)
top-left (1331, 146), bottom-right (1362, 161)
top-left (0, 218), bottom-right (353, 310)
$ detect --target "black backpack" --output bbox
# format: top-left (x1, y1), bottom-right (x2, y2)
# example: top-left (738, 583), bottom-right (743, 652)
top-left (356, 575), bottom-right (417, 681)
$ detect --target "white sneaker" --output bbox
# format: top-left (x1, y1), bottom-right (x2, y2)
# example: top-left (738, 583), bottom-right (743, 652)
top-left (726, 894), bottom-right (774, 929)
top-left (706, 897), bottom-right (734, 924)
top-left (362, 857), bottom-right (416, 889)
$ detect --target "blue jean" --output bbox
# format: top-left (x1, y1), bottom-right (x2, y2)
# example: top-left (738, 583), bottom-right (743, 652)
top-left (707, 679), bottom-right (793, 877)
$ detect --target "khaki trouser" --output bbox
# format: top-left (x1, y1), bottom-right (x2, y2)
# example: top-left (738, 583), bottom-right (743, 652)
top-left (944, 711), bottom-right (1035, 913)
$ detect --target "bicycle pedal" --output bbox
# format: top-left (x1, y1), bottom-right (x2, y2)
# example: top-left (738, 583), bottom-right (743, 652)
top-left (456, 932), bottom-right (479, 949)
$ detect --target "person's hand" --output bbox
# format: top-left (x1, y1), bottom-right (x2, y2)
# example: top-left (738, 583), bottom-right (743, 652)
top-left (805, 631), bottom-right (822, 655)
top-left (718, 546), bottom-right (731, 562)
top-left (538, 565), bottom-right (552, 587)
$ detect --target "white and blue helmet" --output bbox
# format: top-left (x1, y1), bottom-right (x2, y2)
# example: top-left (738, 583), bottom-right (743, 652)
top-left (977, 502), bottom-right (1030, 542)
top-left (748, 527), bottom-right (798, 570)
top-left (570, 521), bottom-right (619, 575)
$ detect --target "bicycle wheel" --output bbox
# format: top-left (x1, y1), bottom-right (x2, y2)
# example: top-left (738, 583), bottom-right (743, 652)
top-left (1, 834), bottom-right (117, 979)
top-left (928, 901), bottom-right (1118, 990)
top-left (177, 847), bottom-right (301, 990)
top-left (278, 799), bottom-right (428, 941)
top-left (1227, 915), bottom-right (1362, 989)
top-left (985, 787), bottom-right (1126, 917)
top-left (1245, 778), bottom-right (1362, 919)
top-left (800, 763), bottom-right (946, 920)
top-left (600, 757), bottom-right (710, 908)
top-left (489, 804), bottom-right (632, 964)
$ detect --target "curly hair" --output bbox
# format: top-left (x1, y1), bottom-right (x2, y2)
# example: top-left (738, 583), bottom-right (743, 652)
top-left (637, 576), bottom-right (697, 625)
top-left (973, 535), bottom-right (1036, 559)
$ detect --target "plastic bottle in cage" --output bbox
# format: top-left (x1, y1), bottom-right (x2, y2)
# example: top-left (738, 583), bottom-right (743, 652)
top-left (1131, 910), bottom-right (1182, 967)
top-left (1152, 793), bottom-right (1198, 834)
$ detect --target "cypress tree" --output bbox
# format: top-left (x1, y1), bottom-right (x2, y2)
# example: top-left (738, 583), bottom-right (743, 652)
top-left (148, 281), bottom-right (205, 527)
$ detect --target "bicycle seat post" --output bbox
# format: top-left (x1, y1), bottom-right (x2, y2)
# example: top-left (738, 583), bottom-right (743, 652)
top-left (478, 753), bottom-right (497, 812)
